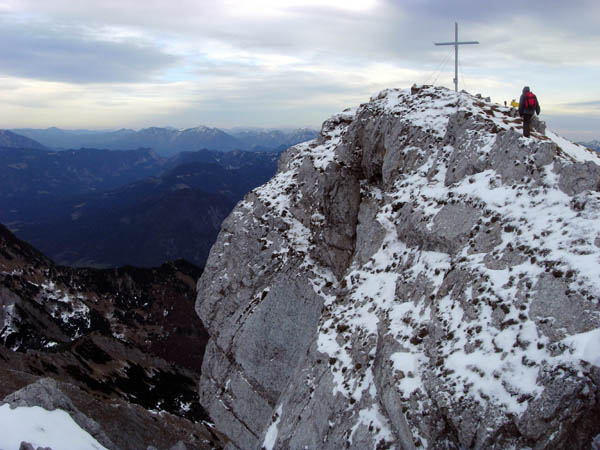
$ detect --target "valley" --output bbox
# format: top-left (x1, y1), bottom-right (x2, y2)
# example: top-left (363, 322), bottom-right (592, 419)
top-left (0, 136), bottom-right (286, 267)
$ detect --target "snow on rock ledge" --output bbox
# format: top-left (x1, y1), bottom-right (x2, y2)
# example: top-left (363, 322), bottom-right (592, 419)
top-left (196, 85), bottom-right (600, 450)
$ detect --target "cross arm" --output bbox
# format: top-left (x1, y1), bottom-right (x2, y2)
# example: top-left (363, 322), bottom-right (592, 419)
top-left (435, 41), bottom-right (479, 46)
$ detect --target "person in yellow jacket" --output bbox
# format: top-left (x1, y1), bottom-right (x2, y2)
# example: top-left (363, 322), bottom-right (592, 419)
top-left (510, 99), bottom-right (519, 108)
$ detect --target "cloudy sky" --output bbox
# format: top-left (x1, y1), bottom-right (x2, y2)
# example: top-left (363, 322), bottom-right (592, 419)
top-left (1, 0), bottom-right (599, 140)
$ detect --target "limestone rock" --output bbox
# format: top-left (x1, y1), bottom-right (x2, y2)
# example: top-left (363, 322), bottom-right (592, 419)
top-left (196, 86), bottom-right (600, 449)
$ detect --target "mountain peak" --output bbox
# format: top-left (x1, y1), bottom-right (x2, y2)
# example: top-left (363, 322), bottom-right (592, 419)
top-left (196, 85), bottom-right (600, 449)
top-left (0, 130), bottom-right (46, 150)
top-left (186, 125), bottom-right (219, 133)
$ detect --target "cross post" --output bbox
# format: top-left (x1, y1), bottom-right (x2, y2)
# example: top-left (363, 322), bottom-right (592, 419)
top-left (434, 22), bottom-right (479, 92)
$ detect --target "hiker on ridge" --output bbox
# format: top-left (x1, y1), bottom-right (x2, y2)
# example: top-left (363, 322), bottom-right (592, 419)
top-left (518, 86), bottom-right (541, 137)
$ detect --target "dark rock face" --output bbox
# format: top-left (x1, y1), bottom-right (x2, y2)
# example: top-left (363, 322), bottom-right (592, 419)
top-left (196, 86), bottom-right (600, 449)
top-left (0, 224), bottom-right (223, 449)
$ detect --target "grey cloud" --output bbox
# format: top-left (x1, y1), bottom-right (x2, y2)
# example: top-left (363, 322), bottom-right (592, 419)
top-left (387, 0), bottom-right (600, 67)
top-left (6, 1), bottom-right (415, 68)
top-left (6, 1), bottom-right (598, 75)
top-left (193, 66), bottom-right (365, 105)
top-left (169, 63), bottom-right (384, 127)
top-left (395, 0), bottom-right (599, 25)
top-left (212, 2), bottom-right (597, 73)
top-left (2, 0), bottom-right (598, 138)
top-left (0, 21), bottom-right (178, 83)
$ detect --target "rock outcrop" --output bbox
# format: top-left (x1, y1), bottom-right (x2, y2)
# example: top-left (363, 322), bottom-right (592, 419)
top-left (196, 86), bottom-right (600, 449)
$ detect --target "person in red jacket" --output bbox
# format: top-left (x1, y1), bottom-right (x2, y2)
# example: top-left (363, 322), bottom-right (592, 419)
top-left (518, 86), bottom-right (541, 137)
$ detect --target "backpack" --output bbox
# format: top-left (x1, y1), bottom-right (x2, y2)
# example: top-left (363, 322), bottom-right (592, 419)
top-left (525, 91), bottom-right (536, 109)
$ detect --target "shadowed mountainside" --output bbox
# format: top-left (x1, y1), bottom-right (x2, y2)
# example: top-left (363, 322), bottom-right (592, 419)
top-left (1, 147), bottom-right (281, 268)
top-left (0, 224), bottom-right (224, 449)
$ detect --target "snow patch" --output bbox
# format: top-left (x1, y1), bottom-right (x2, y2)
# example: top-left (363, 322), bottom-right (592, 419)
top-left (561, 328), bottom-right (600, 367)
top-left (349, 403), bottom-right (395, 447)
top-left (262, 404), bottom-right (283, 450)
top-left (0, 404), bottom-right (107, 450)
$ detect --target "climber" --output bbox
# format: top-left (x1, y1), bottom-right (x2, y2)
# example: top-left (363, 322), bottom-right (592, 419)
top-left (518, 86), bottom-right (541, 137)
top-left (510, 99), bottom-right (519, 108)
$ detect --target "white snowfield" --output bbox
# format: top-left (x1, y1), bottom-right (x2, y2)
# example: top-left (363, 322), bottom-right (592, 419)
top-left (0, 404), bottom-right (107, 450)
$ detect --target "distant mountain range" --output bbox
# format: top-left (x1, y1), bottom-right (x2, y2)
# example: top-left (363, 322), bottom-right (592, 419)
top-left (0, 143), bottom-right (283, 267)
top-left (228, 127), bottom-right (318, 152)
top-left (10, 126), bottom-right (318, 156)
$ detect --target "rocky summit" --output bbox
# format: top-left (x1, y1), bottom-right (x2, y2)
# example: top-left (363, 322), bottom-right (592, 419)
top-left (196, 85), bottom-right (600, 449)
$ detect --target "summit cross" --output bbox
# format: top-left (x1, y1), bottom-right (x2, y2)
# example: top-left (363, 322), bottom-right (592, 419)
top-left (434, 22), bottom-right (479, 92)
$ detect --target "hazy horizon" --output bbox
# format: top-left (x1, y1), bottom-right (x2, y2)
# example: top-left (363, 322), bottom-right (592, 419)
top-left (8, 124), bottom-right (320, 133)
top-left (1, 1), bottom-right (599, 141)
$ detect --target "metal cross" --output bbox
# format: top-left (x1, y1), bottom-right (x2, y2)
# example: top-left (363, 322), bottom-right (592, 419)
top-left (434, 22), bottom-right (479, 92)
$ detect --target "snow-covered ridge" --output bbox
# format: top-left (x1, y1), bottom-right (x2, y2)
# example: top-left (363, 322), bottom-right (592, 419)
top-left (196, 85), bottom-right (600, 449)
top-left (372, 87), bottom-right (597, 163)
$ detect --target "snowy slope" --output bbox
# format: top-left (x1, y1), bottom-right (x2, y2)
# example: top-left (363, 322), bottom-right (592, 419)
top-left (0, 404), bottom-right (107, 450)
top-left (196, 85), bottom-right (600, 450)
